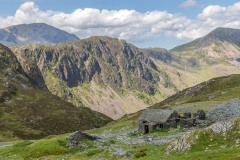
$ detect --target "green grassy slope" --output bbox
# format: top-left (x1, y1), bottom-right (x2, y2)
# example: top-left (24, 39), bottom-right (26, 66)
top-left (152, 74), bottom-right (240, 108)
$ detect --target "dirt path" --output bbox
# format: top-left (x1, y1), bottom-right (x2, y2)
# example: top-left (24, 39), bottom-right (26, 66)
top-left (0, 142), bottom-right (14, 149)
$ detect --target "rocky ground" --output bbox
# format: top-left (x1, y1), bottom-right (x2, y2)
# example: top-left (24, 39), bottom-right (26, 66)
top-left (86, 128), bottom-right (192, 158)
top-left (166, 119), bottom-right (239, 154)
top-left (92, 128), bottom-right (191, 145)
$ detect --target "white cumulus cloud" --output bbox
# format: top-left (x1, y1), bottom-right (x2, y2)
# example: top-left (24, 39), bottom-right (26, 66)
top-left (0, 1), bottom-right (240, 43)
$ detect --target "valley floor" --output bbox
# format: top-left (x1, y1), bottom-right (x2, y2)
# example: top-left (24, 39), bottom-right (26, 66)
top-left (0, 99), bottom-right (240, 160)
top-left (0, 118), bottom-right (239, 160)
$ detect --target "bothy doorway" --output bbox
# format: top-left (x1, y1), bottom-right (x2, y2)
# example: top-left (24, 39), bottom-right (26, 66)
top-left (159, 123), bottom-right (164, 129)
top-left (144, 125), bottom-right (149, 134)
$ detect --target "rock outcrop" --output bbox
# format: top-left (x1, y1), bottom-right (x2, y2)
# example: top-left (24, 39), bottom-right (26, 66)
top-left (207, 121), bottom-right (235, 134)
top-left (67, 131), bottom-right (100, 148)
top-left (165, 133), bottom-right (192, 154)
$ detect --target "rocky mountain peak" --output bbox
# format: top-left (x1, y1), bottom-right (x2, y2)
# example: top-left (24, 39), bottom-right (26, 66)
top-left (200, 27), bottom-right (240, 47)
top-left (172, 27), bottom-right (240, 51)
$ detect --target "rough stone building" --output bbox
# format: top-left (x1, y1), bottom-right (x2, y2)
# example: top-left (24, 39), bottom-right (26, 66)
top-left (138, 109), bottom-right (179, 134)
top-left (139, 109), bottom-right (206, 134)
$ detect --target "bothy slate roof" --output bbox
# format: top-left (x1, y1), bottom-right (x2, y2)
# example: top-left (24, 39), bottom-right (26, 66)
top-left (139, 109), bottom-right (175, 123)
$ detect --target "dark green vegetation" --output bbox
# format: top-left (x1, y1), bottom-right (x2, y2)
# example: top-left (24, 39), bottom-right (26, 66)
top-left (0, 44), bottom-right (111, 140)
top-left (0, 23), bottom-right (79, 46)
top-left (152, 74), bottom-right (240, 108)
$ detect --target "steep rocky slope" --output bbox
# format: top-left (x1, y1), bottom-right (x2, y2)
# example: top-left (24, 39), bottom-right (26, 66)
top-left (11, 37), bottom-right (179, 119)
top-left (0, 23), bottom-right (79, 46)
top-left (142, 48), bottom-right (172, 63)
top-left (0, 43), bottom-right (111, 139)
top-left (9, 27), bottom-right (240, 119)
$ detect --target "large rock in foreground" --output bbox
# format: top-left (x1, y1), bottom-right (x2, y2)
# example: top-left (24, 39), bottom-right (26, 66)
top-left (67, 131), bottom-right (100, 148)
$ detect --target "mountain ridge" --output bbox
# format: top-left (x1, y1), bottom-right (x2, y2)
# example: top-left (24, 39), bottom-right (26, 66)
top-left (171, 27), bottom-right (240, 51)
top-left (0, 23), bottom-right (79, 46)
top-left (11, 36), bottom-right (179, 119)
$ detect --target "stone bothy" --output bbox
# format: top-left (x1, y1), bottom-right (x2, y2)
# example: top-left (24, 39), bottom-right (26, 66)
top-left (138, 109), bottom-right (179, 134)
top-left (138, 109), bottom-right (206, 134)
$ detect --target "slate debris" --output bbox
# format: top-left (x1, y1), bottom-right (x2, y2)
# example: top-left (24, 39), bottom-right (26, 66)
top-left (207, 98), bottom-right (240, 123)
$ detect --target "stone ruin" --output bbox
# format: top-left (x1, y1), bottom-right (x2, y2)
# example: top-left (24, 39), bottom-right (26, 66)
top-left (138, 109), bottom-right (207, 134)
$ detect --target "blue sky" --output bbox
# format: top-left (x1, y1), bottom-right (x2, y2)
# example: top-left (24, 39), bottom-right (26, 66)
top-left (1, 0), bottom-right (240, 49)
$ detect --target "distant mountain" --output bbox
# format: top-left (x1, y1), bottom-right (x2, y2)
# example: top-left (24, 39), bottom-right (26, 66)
top-left (171, 27), bottom-right (240, 63)
top-left (11, 36), bottom-right (179, 119)
top-left (0, 23), bottom-right (79, 46)
top-left (172, 27), bottom-right (240, 51)
top-left (0, 43), bottom-right (111, 139)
